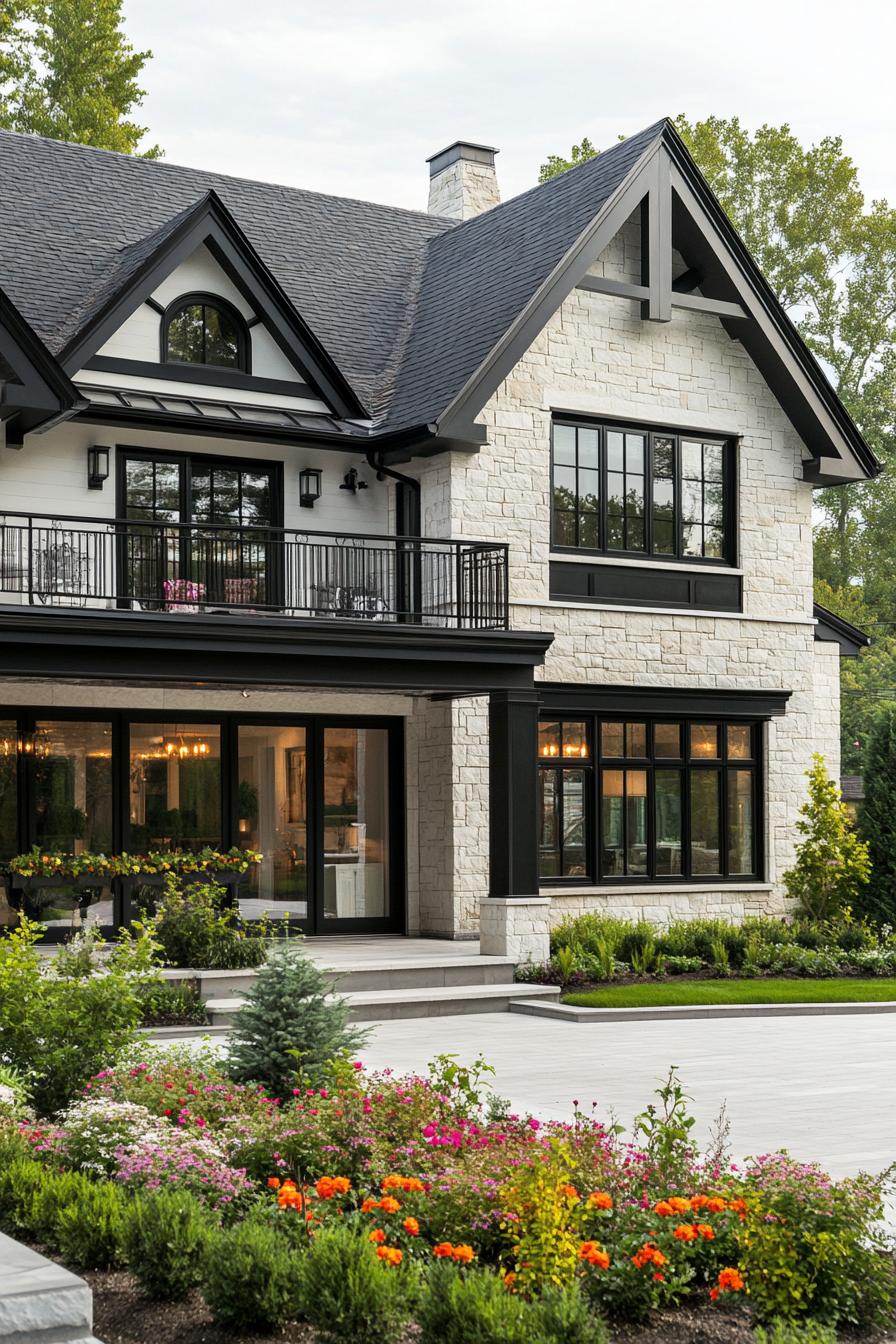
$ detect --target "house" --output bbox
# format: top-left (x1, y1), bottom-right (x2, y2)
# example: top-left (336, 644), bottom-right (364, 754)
top-left (0, 119), bottom-right (878, 959)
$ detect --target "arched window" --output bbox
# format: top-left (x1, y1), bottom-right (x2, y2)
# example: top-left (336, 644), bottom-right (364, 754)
top-left (162, 293), bottom-right (249, 371)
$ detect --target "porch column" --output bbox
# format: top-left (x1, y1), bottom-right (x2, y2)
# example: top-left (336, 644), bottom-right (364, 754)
top-left (481, 689), bottom-right (550, 962)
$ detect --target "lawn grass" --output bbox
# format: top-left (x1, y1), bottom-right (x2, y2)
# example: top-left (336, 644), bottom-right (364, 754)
top-left (562, 977), bottom-right (896, 1009)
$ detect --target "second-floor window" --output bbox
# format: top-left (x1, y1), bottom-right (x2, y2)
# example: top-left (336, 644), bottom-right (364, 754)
top-left (551, 419), bottom-right (734, 563)
top-left (163, 293), bottom-right (248, 371)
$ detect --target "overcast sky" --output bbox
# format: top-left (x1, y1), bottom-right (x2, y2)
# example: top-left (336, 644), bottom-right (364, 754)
top-left (126, 0), bottom-right (895, 212)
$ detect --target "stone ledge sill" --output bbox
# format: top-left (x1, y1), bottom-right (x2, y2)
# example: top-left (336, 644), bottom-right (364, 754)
top-left (540, 884), bottom-right (774, 898)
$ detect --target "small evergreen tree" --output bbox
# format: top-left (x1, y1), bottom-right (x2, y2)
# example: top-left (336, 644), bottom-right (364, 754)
top-left (783, 755), bottom-right (870, 922)
top-left (857, 703), bottom-right (896, 925)
top-left (225, 944), bottom-right (367, 1094)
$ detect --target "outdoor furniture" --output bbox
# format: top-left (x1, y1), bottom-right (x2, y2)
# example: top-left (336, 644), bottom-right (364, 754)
top-left (163, 578), bottom-right (205, 612)
top-left (223, 576), bottom-right (259, 607)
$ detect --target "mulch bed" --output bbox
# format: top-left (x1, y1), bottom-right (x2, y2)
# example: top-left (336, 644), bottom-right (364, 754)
top-left (85, 1265), bottom-right (758, 1344)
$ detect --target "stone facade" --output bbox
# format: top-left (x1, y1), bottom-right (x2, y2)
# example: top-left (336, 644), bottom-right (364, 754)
top-left (412, 215), bottom-right (843, 935)
top-left (427, 152), bottom-right (500, 220)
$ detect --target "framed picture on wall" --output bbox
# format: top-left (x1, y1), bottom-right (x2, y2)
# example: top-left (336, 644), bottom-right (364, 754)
top-left (286, 745), bottom-right (306, 824)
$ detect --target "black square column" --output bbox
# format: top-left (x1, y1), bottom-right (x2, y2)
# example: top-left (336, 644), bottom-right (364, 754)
top-left (489, 688), bottom-right (539, 897)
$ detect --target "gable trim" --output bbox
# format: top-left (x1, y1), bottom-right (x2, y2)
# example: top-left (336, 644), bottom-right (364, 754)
top-left (0, 285), bottom-right (85, 442)
top-left (436, 136), bottom-right (665, 441)
top-left (82, 354), bottom-right (315, 400)
top-left (57, 191), bottom-right (365, 420)
top-left (434, 124), bottom-right (879, 485)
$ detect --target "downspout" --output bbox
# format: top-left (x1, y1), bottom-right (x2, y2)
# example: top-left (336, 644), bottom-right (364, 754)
top-left (365, 450), bottom-right (421, 536)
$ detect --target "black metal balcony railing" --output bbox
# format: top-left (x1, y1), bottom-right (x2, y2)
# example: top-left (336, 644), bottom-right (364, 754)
top-left (0, 511), bottom-right (509, 630)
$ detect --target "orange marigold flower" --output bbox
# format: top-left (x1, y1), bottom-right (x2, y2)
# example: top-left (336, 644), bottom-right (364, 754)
top-left (267, 1177), bottom-right (281, 1189)
top-left (589, 1191), bottom-right (613, 1210)
top-left (718, 1268), bottom-right (744, 1293)
top-left (277, 1185), bottom-right (303, 1210)
top-left (379, 1195), bottom-right (401, 1215)
top-left (403, 1217), bottom-right (420, 1236)
top-left (383, 1174), bottom-right (425, 1194)
top-left (504, 1271), bottom-right (517, 1290)
top-left (706, 1197), bottom-right (727, 1214)
top-left (632, 1242), bottom-right (663, 1269)
top-left (651, 1248), bottom-right (667, 1267)
top-left (653, 1200), bottom-right (674, 1217)
top-left (696, 1223), bottom-right (715, 1240)
top-left (361, 1198), bottom-right (378, 1213)
top-left (578, 1241), bottom-right (610, 1269)
top-left (433, 1242), bottom-right (455, 1258)
top-left (376, 1245), bottom-right (403, 1265)
top-left (316, 1176), bottom-right (351, 1200)
top-left (369, 1228), bottom-right (386, 1244)
top-left (452, 1244), bottom-right (475, 1264)
top-left (690, 1195), bottom-right (709, 1211)
top-left (668, 1196), bottom-right (692, 1214)
top-left (561, 1183), bottom-right (580, 1202)
top-left (673, 1223), bottom-right (699, 1242)
top-left (728, 1198), bottom-right (747, 1220)
top-left (709, 1287), bottom-right (720, 1302)
top-left (653, 1272), bottom-right (665, 1282)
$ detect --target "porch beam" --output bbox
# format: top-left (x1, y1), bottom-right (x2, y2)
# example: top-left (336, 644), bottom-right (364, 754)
top-left (488, 689), bottom-right (540, 898)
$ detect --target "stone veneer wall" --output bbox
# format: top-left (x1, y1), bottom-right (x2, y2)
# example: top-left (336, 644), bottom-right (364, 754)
top-left (428, 159), bottom-right (500, 220)
top-left (410, 214), bottom-right (842, 933)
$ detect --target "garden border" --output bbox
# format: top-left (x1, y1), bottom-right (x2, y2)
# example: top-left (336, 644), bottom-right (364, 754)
top-left (510, 998), bottom-right (896, 1023)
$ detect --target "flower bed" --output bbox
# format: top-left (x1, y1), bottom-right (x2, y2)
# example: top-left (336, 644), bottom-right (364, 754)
top-left (2, 1048), bottom-right (893, 1341)
top-left (5, 846), bottom-right (262, 883)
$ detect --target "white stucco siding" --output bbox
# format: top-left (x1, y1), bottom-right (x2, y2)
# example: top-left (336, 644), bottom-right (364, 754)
top-left (0, 420), bottom-right (391, 539)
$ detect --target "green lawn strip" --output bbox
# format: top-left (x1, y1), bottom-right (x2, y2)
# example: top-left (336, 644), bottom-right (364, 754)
top-left (562, 977), bottom-right (896, 1009)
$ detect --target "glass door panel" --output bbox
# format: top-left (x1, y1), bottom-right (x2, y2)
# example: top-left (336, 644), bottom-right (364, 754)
top-left (190, 463), bottom-right (276, 608)
top-left (128, 723), bottom-right (221, 850)
top-left (0, 724), bottom-right (17, 862)
top-left (28, 720), bottom-right (114, 931)
top-left (237, 725), bottom-right (308, 922)
top-left (122, 456), bottom-right (185, 609)
top-left (322, 727), bottom-right (390, 924)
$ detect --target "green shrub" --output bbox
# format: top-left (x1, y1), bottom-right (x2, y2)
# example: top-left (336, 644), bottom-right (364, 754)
top-left (55, 1181), bottom-right (126, 1269)
top-left (739, 1162), bottom-right (894, 1329)
top-left (417, 1262), bottom-right (530, 1344)
top-left (0, 916), bottom-right (158, 1115)
top-left (135, 978), bottom-right (209, 1027)
top-left (532, 1283), bottom-right (610, 1343)
top-left (226, 943), bottom-right (367, 1093)
top-left (28, 1170), bottom-right (95, 1250)
top-left (0, 1157), bottom-right (47, 1235)
top-left (146, 874), bottom-right (271, 970)
top-left (783, 756), bottom-right (871, 922)
top-left (656, 917), bottom-right (747, 968)
top-left (664, 954), bottom-right (703, 975)
top-left (122, 1190), bottom-right (211, 1300)
top-left (299, 1223), bottom-right (416, 1344)
top-left (551, 914), bottom-right (635, 958)
top-left (203, 1220), bottom-right (303, 1332)
top-left (753, 1322), bottom-right (837, 1344)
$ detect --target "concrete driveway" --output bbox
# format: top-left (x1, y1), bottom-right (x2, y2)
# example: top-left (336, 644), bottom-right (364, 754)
top-left (360, 1009), bottom-right (896, 1180)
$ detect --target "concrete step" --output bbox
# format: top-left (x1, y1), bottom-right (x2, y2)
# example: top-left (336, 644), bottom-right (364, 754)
top-left (0, 1231), bottom-right (102, 1343)
top-left (164, 956), bottom-right (518, 1001)
top-left (206, 982), bottom-right (561, 1025)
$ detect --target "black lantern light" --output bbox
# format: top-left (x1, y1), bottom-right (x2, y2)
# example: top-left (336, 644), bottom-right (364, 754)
top-left (299, 466), bottom-right (322, 508)
top-left (87, 445), bottom-right (110, 490)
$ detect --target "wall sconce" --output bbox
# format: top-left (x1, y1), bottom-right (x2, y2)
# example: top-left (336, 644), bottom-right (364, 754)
top-left (87, 445), bottom-right (110, 490)
top-left (339, 466), bottom-right (367, 494)
top-left (299, 466), bottom-right (322, 508)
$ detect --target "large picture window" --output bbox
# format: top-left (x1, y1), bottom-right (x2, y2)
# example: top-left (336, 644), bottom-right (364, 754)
top-left (551, 420), bottom-right (734, 563)
top-left (538, 715), bottom-right (760, 883)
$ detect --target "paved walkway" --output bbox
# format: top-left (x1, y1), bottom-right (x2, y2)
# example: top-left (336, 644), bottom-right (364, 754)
top-left (360, 1010), bottom-right (896, 1180)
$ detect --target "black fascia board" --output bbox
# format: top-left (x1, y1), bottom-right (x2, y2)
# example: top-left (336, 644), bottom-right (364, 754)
top-left (538, 681), bottom-right (791, 719)
top-left (57, 190), bottom-right (366, 421)
top-left (813, 602), bottom-right (871, 655)
top-left (0, 285), bottom-right (86, 426)
top-left (0, 607), bottom-right (553, 693)
top-left (660, 121), bottom-right (880, 482)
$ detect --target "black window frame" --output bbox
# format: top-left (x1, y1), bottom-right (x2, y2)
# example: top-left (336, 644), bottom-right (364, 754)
top-left (161, 292), bottom-right (251, 373)
top-left (551, 417), bottom-right (737, 567)
top-left (537, 713), bottom-right (762, 885)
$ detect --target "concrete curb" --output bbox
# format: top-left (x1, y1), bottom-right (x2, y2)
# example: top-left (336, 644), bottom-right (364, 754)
top-left (510, 998), bottom-right (896, 1023)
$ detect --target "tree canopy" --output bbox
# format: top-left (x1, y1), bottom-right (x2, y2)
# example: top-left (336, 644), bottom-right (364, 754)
top-left (0, 0), bottom-right (159, 157)
top-left (541, 118), bottom-right (896, 766)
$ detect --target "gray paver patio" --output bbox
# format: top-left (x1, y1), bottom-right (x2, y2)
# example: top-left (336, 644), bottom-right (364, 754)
top-left (359, 1010), bottom-right (896, 1180)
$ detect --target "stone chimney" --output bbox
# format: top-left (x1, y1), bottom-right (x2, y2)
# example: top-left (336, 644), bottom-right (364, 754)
top-left (426, 141), bottom-right (500, 220)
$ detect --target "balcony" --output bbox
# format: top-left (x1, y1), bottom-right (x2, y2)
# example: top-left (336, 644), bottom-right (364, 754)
top-left (0, 511), bottom-right (509, 631)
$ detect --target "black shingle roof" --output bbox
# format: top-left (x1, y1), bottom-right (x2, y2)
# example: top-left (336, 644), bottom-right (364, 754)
top-left (0, 123), bottom-right (661, 430)
top-left (0, 129), bottom-right (454, 414)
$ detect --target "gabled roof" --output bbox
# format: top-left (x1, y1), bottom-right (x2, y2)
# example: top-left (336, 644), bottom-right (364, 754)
top-left (0, 122), bottom-right (882, 478)
top-left (0, 284), bottom-right (85, 443)
top-left (57, 188), bottom-right (365, 419)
